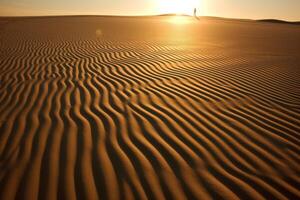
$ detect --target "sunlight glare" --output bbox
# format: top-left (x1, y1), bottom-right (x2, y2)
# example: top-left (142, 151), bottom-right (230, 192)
top-left (168, 16), bottom-right (194, 25)
top-left (157, 0), bottom-right (201, 15)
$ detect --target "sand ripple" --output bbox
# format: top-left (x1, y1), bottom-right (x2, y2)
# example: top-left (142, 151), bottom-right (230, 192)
top-left (0, 17), bottom-right (300, 200)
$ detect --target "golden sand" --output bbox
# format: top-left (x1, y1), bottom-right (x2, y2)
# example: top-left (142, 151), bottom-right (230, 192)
top-left (0, 16), bottom-right (300, 200)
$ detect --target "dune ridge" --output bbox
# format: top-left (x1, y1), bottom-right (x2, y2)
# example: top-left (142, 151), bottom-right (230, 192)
top-left (0, 16), bottom-right (300, 200)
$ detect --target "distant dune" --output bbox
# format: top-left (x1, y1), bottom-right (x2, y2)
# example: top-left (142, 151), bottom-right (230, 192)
top-left (157, 14), bottom-right (300, 25)
top-left (257, 19), bottom-right (300, 25)
top-left (0, 16), bottom-right (300, 200)
top-left (1, 14), bottom-right (299, 24)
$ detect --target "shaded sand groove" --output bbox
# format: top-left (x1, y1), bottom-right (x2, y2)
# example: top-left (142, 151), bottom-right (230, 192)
top-left (0, 16), bottom-right (300, 199)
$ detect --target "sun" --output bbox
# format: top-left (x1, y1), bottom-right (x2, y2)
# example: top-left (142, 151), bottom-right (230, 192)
top-left (157, 0), bottom-right (201, 15)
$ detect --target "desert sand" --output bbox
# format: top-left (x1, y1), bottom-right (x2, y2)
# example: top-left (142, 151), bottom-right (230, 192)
top-left (0, 16), bottom-right (300, 200)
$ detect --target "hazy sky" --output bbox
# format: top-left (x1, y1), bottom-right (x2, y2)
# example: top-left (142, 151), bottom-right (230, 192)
top-left (0, 0), bottom-right (300, 21)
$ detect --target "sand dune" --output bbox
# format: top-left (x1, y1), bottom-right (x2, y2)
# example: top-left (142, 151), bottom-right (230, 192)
top-left (0, 16), bottom-right (300, 200)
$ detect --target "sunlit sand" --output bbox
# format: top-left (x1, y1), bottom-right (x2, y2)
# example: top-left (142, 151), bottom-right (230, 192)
top-left (167, 15), bottom-right (195, 24)
top-left (0, 16), bottom-right (300, 200)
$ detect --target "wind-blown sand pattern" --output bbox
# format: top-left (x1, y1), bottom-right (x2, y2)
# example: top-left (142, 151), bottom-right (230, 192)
top-left (0, 16), bottom-right (300, 200)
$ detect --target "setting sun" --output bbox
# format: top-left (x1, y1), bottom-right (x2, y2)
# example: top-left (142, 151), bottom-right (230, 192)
top-left (157, 0), bottom-right (201, 15)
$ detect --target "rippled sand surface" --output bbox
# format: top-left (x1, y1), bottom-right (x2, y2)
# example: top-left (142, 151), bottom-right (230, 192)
top-left (0, 16), bottom-right (300, 200)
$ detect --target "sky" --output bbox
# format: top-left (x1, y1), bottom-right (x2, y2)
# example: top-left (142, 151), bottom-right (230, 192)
top-left (0, 0), bottom-right (300, 21)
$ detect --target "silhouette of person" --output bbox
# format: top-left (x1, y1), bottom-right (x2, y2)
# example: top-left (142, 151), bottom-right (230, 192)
top-left (194, 8), bottom-right (199, 20)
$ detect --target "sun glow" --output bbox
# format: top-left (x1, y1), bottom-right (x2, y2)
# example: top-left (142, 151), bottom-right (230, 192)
top-left (167, 16), bottom-right (194, 25)
top-left (157, 0), bottom-right (201, 15)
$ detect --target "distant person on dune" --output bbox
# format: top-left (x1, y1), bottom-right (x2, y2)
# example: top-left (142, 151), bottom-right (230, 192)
top-left (194, 8), bottom-right (199, 20)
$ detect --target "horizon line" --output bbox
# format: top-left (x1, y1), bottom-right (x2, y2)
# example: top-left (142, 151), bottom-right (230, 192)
top-left (0, 14), bottom-right (300, 23)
